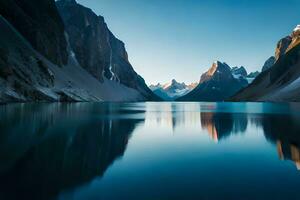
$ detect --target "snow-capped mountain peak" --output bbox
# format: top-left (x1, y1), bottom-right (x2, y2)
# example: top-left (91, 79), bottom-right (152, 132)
top-left (150, 79), bottom-right (198, 100)
top-left (163, 79), bottom-right (186, 90)
top-left (293, 25), bottom-right (300, 32)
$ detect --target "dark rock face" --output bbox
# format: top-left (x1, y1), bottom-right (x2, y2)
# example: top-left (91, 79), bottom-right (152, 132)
top-left (0, 16), bottom-right (56, 102)
top-left (178, 61), bottom-right (248, 101)
top-left (56, 0), bottom-right (159, 100)
top-left (231, 66), bottom-right (248, 77)
top-left (275, 36), bottom-right (292, 60)
top-left (56, 0), bottom-right (109, 81)
top-left (262, 56), bottom-right (276, 72)
top-left (247, 71), bottom-right (260, 78)
top-left (231, 25), bottom-right (300, 102)
top-left (0, 0), bottom-right (158, 102)
top-left (0, 0), bottom-right (68, 66)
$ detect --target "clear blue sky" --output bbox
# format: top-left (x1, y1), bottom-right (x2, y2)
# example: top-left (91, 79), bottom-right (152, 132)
top-left (76, 0), bottom-right (300, 85)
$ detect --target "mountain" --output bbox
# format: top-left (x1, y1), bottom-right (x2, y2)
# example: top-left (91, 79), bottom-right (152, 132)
top-left (0, 0), bottom-right (68, 67)
top-left (247, 71), bottom-right (260, 78)
top-left (56, 0), bottom-right (159, 100)
top-left (149, 79), bottom-right (197, 100)
top-left (177, 61), bottom-right (248, 102)
top-left (0, 0), bottom-right (158, 103)
top-left (231, 66), bottom-right (259, 83)
top-left (262, 56), bottom-right (276, 72)
top-left (231, 66), bottom-right (248, 77)
top-left (231, 25), bottom-right (300, 102)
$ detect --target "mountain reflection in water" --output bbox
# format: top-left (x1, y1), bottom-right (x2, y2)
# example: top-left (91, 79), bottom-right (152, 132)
top-left (144, 102), bottom-right (300, 169)
top-left (0, 103), bottom-right (144, 200)
top-left (0, 102), bottom-right (300, 200)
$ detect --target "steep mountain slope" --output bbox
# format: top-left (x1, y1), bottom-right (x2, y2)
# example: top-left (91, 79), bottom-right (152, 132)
top-left (56, 0), bottom-right (159, 100)
top-left (0, 16), bottom-right (143, 102)
top-left (149, 79), bottom-right (197, 100)
top-left (177, 61), bottom-right (248, 101)
top-left (231, 25), bottom-right (300, 102)
top-left (0, 0), bottom-right (68, 66)
top-left (0, 0), bottom-right (158, 102)
top-left (262, 56), bottom-right (276, 72)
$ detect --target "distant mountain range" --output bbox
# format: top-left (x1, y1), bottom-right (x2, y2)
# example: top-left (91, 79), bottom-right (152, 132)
top-left (231, 25), bottom-right (300, 102)
top-left (0, 0), bottom-right (159, 103)
top-left (149, 79), bottom-right (198, 100)
top-left (177, 62), bottom-right (258, 101)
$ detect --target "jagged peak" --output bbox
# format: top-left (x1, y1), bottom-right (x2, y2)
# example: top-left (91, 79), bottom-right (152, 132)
top-left (199, 61), bottom-right (233, 83)
top-left (213, 60), bottom-right (223, 66)
top-left (293, 25), bottom-right (300, 32)
top-left (231, 66), bottom-right (248, 77)
top-left (171, 79), bottom-right (179, 84)
top-left (291, 24), bottom-right (300, 38)
top-left (207, 61), bottom-right (230, 75)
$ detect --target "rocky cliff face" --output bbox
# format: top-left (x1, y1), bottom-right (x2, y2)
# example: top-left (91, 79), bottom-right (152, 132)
top-left (56, 0), bottom-right (158, 100)
top-left (0, 16), bottom-right (54, 102)
top-left (231, 66), bottom-right (247, 77)
top-left (262, 56), bottom-right (276, 72)
top-left (275, 25), bottom-right (300, 61)
top-left (177, 61), bottom-right (248, 101)
top-left (275, 36), bottom-right (292, 61)
top-left (0, 0), bottom-right (68, 66)
top-left (0, 0), bottom-right (158, 102)
top-left (231, 25), bottom-right (300, 102)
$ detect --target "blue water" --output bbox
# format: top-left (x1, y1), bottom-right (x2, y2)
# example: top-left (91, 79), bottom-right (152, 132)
top-left (1, 102), bottom-right (300, 200)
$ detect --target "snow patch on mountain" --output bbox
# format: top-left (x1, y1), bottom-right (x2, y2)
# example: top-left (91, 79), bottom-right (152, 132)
top-left (294, 25), bottom-right (300, 32)
top-left (149, 79), bottom-right (198, 100)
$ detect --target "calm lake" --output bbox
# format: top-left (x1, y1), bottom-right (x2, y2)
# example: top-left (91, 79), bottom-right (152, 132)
top-left (1, 102), bottom-right (300, 200)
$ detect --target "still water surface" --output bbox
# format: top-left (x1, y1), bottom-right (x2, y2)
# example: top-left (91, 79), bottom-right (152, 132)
top-left (1, 102), bottom-right (300, 200)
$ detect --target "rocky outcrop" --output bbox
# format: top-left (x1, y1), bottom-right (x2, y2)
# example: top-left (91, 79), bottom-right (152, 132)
top-left (231, 66), bottom-right (247, 77)
top-left (56, 0), bottom-right (159, 100)
top-left (275, 36), bottom-right (292, 60)
top-left (177, 61), bottom-right (248, 101)
top-left (275, 25), bottom-right (300, 61)
top-left (0, 0), bottom-right (68, 66)
top-left (262, 56), bottom-right (275, 72)
top-left (231, 25), bottom-right (300, 102)
top-left (247, 71), bottom-right (260, 78)
top-left (286, 25), bottom-right (300, 52)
